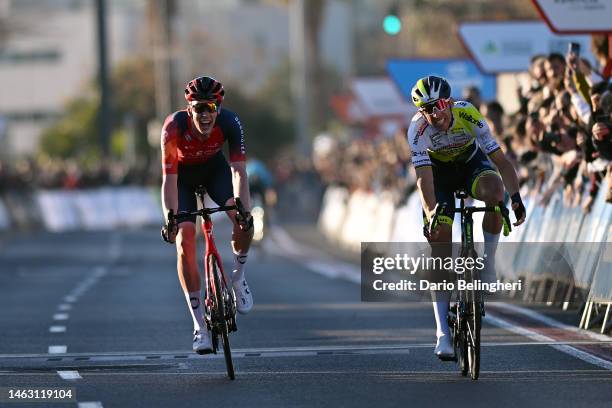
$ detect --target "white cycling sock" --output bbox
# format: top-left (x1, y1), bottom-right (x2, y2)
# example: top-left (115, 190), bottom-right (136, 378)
top-left (483, 230), bottom-right (500, 256)
top-left (432, 291), bottom-right (451, 338)
top-left (186, 290), bottom-right (206, 332)
top-left (483, 231), bottom-right (500, 283)
top-left (232, 251), bottom-right (248, 282)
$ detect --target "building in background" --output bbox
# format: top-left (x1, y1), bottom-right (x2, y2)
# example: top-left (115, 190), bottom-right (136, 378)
top-left (174, 0), bottom-right (352, 95)
top-left (0, 0), bottom-right (353, 157)
top-left (0, 0), bottom-right (144, 157)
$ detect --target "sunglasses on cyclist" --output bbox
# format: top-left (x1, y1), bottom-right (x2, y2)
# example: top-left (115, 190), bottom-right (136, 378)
top-left (420, 99), bottom-right (450, 115)
top-left (191, 102), bottom-right (218, 114)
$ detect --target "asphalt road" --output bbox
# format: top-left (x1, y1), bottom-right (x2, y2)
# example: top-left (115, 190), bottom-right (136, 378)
top-left (0, 219), bottom-right (611, 407)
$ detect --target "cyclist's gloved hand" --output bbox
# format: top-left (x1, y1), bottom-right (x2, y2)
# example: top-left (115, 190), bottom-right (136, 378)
top-left (161, 211), bottom-right (178, 244)
top-left (510, 192), bottom-right (526, 226)
top-left (424, 202), bottom-right (446, 241)
top-left (235, 211), bottom-right (253, 232)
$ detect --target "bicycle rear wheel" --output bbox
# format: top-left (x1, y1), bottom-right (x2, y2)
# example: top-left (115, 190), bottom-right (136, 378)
top-left (209, 255), bottom-right (235, 380)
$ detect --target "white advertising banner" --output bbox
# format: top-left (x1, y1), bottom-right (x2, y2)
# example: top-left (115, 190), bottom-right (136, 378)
top-left (458, 21), bottom-right (595, 74)
top-left (351, 77), bottom-right (414, 117)
top-left (532, 0), bottom-right (612, 33)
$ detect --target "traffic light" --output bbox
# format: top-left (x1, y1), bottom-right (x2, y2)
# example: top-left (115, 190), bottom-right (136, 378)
top-left (383, 5), bottom-right (401, 36)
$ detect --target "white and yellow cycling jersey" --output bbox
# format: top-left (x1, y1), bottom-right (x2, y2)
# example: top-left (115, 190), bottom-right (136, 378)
top-left (407, 100), bottom-right (501, 168)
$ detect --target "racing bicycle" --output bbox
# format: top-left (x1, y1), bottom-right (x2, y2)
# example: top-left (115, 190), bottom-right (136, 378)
top-left (169, 186), bottom-right (249, 380)
top-left (427, 190), bottom-right (511, 380)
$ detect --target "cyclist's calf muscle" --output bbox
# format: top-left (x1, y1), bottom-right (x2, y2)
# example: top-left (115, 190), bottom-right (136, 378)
top-left (176, 223), bottom-right (200, 291)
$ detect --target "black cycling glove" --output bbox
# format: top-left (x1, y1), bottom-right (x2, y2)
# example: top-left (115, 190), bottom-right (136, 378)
top-left (510, 192), bottom-right (526, 223)
top-left (161, 211), bottom-right (178, 244)
top-left (235, 212), bottom-right (253, 232)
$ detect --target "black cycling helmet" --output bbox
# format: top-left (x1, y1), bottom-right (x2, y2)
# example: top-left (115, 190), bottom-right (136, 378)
top-left (184, 76), bottom-right (225, 104)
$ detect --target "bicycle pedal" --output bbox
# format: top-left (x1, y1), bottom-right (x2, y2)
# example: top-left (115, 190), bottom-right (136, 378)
top-left (438, 354), bottom-right (457, 362)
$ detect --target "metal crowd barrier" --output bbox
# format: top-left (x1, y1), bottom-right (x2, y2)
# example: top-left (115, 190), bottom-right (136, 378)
top-left (318, 184), bottom-right (611, 334)
top-left (0, 186), bottom-right (162, 233)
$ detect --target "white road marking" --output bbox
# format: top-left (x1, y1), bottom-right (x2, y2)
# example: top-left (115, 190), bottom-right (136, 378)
top-left (49, 326), bottom-right (66, 333)
top-left (491, 302), bottom-right (612, 342)
top-left (57, 370), bottom-right (81, 380)
top-left (78, 402), bottom-right (104, 408)
top-left (57, 304), bottom-right (72, 311)
top-left (271, 226), bottom-right (612, 371)
top-left (48, 345), bottom-right (67, 354)
top-left (64, 295), bottom-right (77, 303)
top-left (487, 313), bottom-right (612, 371)
top-left (53, 313), bottom-right (69, 321)
top-left (0, 340), bottom-right (607, 362)
top-left (1, 369), bottom-right (609, 378)
top-left (270, 227), bottom-right (361, 283)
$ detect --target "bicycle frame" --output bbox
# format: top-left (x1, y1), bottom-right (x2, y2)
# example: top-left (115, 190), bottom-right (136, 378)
top-left (195, 191), bottom-right (231, 306)
top-left (454, 194), bottom-right (481, 330)
top-left (454, 191), bottom-right (511, 379)
top-left (169, 188), bottom-right (246, 379)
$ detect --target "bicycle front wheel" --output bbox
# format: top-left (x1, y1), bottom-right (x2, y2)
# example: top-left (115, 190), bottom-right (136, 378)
top-left (209, 255), bottom-right (235, 380)
top-left (466, 299), bottom-right (481, 380)
top-left (453, 302), bottom-right (469, 377)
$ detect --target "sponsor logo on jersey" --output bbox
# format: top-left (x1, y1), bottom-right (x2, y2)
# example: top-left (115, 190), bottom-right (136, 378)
top-left (455, 101), bottom-right (468, 107)
top-left (234, 116), bottom-right (246, 154)
top-left (458, 111), bottom-right (484, 128)
top-left (430, 132), bottom-right (445, 148)
top-left (415, 122), bottom-right (429, 144)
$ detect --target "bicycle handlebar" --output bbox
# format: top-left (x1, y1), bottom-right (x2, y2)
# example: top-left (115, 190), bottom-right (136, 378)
top-left (495, 204), bottom-right (512, 236)
top-left (426, 201), bottom-right (512, 239)
top-left (167, 197), bottom-right (249, 223)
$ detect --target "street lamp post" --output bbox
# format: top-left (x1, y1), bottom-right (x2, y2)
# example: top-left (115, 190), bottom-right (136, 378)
top-left (95, 0), bottom-right (111, 159)
top-left (289, 0), bottom-right (310, 156)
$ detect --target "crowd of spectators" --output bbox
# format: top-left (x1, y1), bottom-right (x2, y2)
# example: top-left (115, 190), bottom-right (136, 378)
top-left (312, 130), bottom-right (414, 205)
top-left (313, 35), bottom-right (612, 213)
top-left (504, 34), bottom-right (611, 212)
top-left (0, 157), bottom-right (155, 193)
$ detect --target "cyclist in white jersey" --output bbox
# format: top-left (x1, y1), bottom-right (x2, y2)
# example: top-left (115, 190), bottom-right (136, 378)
top-left (407, 76), bottom-right (526, 359)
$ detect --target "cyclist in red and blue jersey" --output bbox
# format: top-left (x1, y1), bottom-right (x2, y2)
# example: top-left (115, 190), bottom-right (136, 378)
top-left (160, 76), bottom-right (254, 354)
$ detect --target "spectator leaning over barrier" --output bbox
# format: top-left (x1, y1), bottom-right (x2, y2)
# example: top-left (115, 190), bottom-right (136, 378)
top-left (544, 53), bottom-right (567, 98)
top-left (591, 90), bottom-right (612, 202)
top-left (562, 40), bottom-right (612, 209)
top-left (519, 55), bottom-right (548, 115)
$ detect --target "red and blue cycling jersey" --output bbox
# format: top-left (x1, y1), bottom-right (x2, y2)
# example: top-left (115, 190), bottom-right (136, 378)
top-left (161, 108), bottom-right (246, 175)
